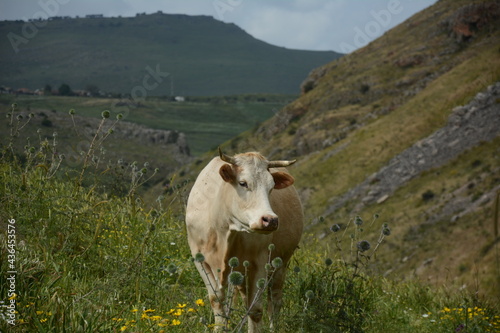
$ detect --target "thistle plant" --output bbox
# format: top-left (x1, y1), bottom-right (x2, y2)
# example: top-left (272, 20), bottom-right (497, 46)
top-left (192, 244), bottom-right (285, 332)
top-left (76, 110), bottom-right (123, 188)
top-left (233, 244), bottom-right (284, 332)
top-left (3, 103), bottom-right (33, 162)
top-left (69, 108), bottom-right (78, 135)
top-left (128, 161), bottom-right (160, 197)
top-left (294, 214), bottom-right (391, 332)
top-left (2, 104), bottom-right (68, 182)
top-left (224, 256), bottom-right (242, 328)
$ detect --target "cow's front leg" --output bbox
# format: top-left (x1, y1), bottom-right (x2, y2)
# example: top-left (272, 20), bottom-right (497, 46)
top-left (209, 287), bottom-right (227, 331)
top-left (194, 260), bottom-right (228, 331)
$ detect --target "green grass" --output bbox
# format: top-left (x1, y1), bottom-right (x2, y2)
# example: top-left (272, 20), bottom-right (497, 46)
top-left (1, 119), bottom-right (499, 332)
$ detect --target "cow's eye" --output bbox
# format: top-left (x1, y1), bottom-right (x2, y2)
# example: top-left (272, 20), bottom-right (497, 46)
top-left (238, 181), bottom-right (248, 188)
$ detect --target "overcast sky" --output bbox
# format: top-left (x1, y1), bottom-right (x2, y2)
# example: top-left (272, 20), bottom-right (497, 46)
top-left (0, 0), bottom-right (437, 53)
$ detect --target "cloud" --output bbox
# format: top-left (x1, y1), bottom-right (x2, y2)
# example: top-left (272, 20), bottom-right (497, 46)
top-left (214, 0), bottom-right (435, 52)
top-left (235, 2), bottom-right (339, 50)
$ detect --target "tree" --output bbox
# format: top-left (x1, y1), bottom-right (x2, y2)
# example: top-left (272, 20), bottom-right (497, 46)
top-left (85, 84), bottom-right (99, 97)
top-left (43, 84), bottom-right (52, 95)
top-left (58, 83), bottom-right (72, 96)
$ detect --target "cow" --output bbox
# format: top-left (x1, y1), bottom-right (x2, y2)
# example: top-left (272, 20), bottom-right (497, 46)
top-left (185, 148), bottom-right (303, 332)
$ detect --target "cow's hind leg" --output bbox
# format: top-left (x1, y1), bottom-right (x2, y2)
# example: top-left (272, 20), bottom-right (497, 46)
top-left (235, 285), bottom-right (263, 333)
top-left (247, 308), bottom-right (265, 333)
top-left (241, 270), bottom-right (265, 333)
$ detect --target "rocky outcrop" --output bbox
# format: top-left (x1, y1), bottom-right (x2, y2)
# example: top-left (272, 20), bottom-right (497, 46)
top-left (441, 1), bottom-right (500, 43)
top-left (257, 101), bottom-right (309, 141)
top-left (300, 66), bottom-right (328, 94)
top-left (393, 54), bottom-right (425, 68)
top-left (321, 81), bottom-right (500, 219)
top-left (109, 122), bottom-right (190, 156)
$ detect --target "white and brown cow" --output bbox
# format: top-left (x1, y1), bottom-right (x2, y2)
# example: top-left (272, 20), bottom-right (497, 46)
top-left (185, 148), bottom-right (303, 332)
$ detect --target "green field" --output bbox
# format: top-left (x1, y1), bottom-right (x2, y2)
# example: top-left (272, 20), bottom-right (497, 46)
top-left (0, 94), bottom-right (295, 156)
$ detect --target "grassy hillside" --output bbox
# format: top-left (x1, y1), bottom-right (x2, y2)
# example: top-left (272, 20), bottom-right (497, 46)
top-left (1, 137), bottom-right (499, 332)
top-left (171, 0), bottom-right (500, 300)
top-left (0, 13), bottom-right (341, 96)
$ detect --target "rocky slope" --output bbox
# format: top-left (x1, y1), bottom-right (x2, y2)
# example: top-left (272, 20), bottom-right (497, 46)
top-left (174, 0), bottom-right (500, 298)
top-left (320, 82), bottom-right (500, 220)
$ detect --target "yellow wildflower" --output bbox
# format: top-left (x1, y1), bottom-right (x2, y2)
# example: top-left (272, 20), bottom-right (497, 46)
top-left (120, 326), bottom-right (127, 332)
top-left (131, 309), bottom-right (139, 312)
top-left (195, 299), bottom-right (205, 307)
top-left (151, 315), bottom-right (162, 321)
top-left (188, 308), bottom-right (196, 313)
top-left (144, 308), bottom-right (155, 313)
top-left (177, 303), bottom-right (187, 309)
top-left (8, 293), bottom-right (17, 300)
top-left (40, 318), bottom-right (48, 323)
top-left (36, 311), bottom-right (44, 315)
top-left (171, 319), bottom-right (181, 326)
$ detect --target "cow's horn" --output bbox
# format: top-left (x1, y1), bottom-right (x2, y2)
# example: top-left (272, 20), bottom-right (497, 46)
top-left (218, 147), bottom-right (236, 165)
top-left (268, 159), bottom-right (297, 168)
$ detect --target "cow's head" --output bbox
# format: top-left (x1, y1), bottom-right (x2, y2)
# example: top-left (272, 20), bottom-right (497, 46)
top-left (218, 148), bottom-right (295, 234)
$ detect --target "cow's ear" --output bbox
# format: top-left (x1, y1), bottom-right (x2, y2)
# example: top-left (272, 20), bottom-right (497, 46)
top-left (272, 171), bottom-right (294, 189)
top-left (219, 164), bottom-right (236, 183)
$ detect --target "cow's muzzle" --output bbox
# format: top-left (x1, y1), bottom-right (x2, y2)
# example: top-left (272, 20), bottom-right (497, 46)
top-left (259, 215), bottom-right (279, 232)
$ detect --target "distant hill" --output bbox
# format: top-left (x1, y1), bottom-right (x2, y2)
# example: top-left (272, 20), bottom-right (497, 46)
top-left (0, 13), bottom-right (341, 96)
top-left (170, 0), bottom-right (500, 298)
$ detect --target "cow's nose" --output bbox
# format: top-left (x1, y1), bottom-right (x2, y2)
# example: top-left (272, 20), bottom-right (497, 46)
top-left (261, 215), bottom-right (279, 231)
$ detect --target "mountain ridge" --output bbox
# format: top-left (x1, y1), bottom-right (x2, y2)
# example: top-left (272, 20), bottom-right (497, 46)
top-left (0, 13), bottom-right (341, 96)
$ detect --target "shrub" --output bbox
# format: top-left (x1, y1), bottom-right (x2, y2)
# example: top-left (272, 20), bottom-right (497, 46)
top-left (41, 117), bottom-right (52, 127)
top-left (360, 83), bottom-right (370, 94)
top-left (422, 189), bottom-right (435, 202)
